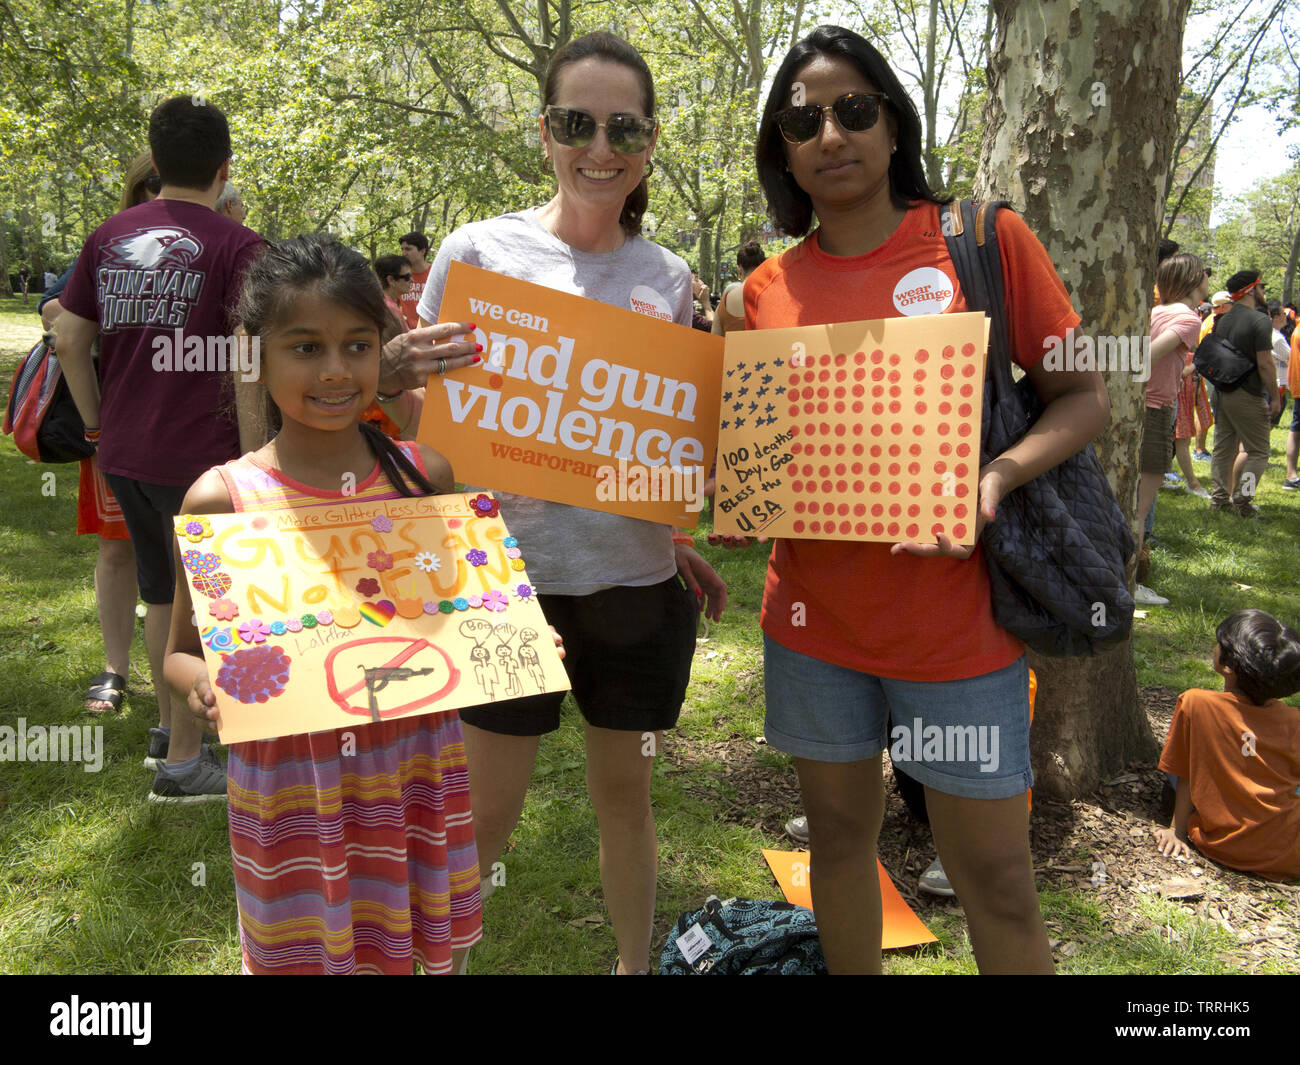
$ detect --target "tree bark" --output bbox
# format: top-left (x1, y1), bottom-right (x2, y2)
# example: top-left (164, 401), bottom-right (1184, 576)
top-left (977, 0), bottom-right (1191, 799)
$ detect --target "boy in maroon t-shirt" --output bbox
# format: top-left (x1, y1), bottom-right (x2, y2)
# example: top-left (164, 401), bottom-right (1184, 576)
top-left (58, 96), bottom-right (264, 804)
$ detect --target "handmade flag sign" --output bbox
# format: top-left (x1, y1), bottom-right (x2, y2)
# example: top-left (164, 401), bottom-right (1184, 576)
top-left (174, 494), bottom-right (569, 744)
top-left (713, 313), bottom-right (989, 544)
top-left (417, 262), bottom-right (723, 526)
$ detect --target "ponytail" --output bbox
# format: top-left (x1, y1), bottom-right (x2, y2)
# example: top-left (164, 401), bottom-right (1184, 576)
top-left (359, 421), bottom-right (439, 497)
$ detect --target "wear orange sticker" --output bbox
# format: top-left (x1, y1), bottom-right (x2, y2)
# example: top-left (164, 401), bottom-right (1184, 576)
top-left (417, 262), bottom-right (724, 526)
top-left (714, 313), bottom-right (989, 544)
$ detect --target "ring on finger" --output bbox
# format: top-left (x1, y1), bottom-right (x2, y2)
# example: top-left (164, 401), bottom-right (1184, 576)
top-left (436, 357), bottom-right (448, 376)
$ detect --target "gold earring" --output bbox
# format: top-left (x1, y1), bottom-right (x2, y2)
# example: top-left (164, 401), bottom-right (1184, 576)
top-left (645, 159), bottom-right (655, 176)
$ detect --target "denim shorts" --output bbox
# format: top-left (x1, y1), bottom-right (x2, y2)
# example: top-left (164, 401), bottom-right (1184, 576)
top-left (763, 635), bottom-right (1033, 800)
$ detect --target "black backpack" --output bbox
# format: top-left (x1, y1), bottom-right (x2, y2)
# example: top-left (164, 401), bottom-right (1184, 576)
top-left (939, 200), bottom-right (1134, 657)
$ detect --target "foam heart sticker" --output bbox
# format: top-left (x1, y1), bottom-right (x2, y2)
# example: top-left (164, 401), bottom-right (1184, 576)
top-left (361, 600), bottom-right (396, 626)
top-left (191, 571), bottom-right (233, 599)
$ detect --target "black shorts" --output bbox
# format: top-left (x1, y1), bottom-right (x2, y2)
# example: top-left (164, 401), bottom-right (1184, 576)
top-left (101, 473), bottom-right (191, 604)
top-left (458, 576), bottom-right (699, 736)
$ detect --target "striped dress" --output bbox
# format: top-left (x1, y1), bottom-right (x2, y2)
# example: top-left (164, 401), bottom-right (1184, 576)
top-left (217, 448), bottom-right (481, 974)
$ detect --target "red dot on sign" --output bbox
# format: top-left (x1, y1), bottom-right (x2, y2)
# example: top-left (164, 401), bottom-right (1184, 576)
top-left (852, 401), bottom-right (864, 414)
top-left (912, 425), bottom-right (925, 436)
top-left (962, 364), bottom-right (976, 377)
top-left (872, 385), bottom-right (884, 398)
top-left (914, 369), bottom-right (926, 382)
top-left (789, 425), bottom-right (799, 436)
top-left (835, 463), bottom-right (847, 476)
top-left (931, 484), bottom-right (943, 496)
top-left (909, 484), bottom-right (923, 497)
top-left (889, 401), bottom-right (902, 415)
top-left (891, 423), bottom-right (903, 435)
top-left (834, 402), bottom-right (846, 414)
top-left (910, 443), bottom-right (922, 456)
top-left (934, 504), bottom-right (946, 517)
top-left (804, 371), bottom-right (816, 383)
top-left (854, 503), bottom-right (867, 516)
top-left (932, 523), bottom-right (945, 537)
top-left (916, 402), bottom-right (927, 415)
top-left (962, 343), bottom-right (975, 356)
top-left (838, 503), bottom-right (850, 517)
top-left (871, 425), bottom-right (883, 436)
top-left (955, 504), bottom-right (968, 518)
top-left (818, 402), bottom-right (829, 414)
top-left (889, 353), bottom-right (901, 366)
top-left (871, 349), bottom-right (884, 364)
top-left (872, 404), bottom-right (884, 417)
top-left (840, 521), bottom-right (852, 534)
top-left (889, 503), bottom-right (902, 517)
top-left (810, 521), bottom-right (821, 533)
top-left (807, 501), bottom-right (819, 514)
top-left (822, 480), bottom-right (834, 493)
top-left (906, 524), bottom-right (919, 538)
top-left (856, 522), bottom-right (868, 535)
top-left (794, 501), bottom-right (806, 513)
top-left (819, 465), bottom-right (830, 477)
top-left (851, 424), bottom-right (863, 436)
top-left (819, 370), bottom-right (830, 382)
top-left (939, 402), bottom-right (952, 415)
top-left (836, 369), bottom-right (847, 382)
top-left (908, 504), bottom-right (921, 517)
top-left (908, 462), bottom-right (920, 476)
top-left (790, 443), bottom-right (801, 454)
top-left (804, 423), bottom-right (815, 437)
top-left (955, 463), bottom-right (969, 477)
top-left (791, 480), bottom-right (803, 492)
top-left (888, 370), bottom-right (901, 384)
top-left (889, 386), bottom-right (901, 399)
top-left (852, 463), bottom-right (863, 475)
top-left (821, 354), bottom-right (832, 366)
top-left (887, 522), bottom-right (900, 537)
top-left (914, 385), bottom-right (925, 397)
top-left (889, 482), bottom-right (901, 495)
top-left (854, 367), bottom-right (866, 380)
top-left (956, 484), bottom-right (969, 498)
top-left (939, 442), bottom-right (952, 456)
top-left (958, 423), bottom-right (972, 437)
top-left (941, 365), bottom-right (955, 379)
top-left (789, 406), bottom-right (800, 417)
top-left (941, 383), bottom-right (954, 396)
top-left (817, 386), bottom-right (829, 399)
top-left (835, 438), bottom-right (847, 449)
top-left (872, 368), bottom-right (885, 381)
top-left (853, 445), bottom-right (865, 457)
top-left (957, 443), bottom-right (971, 457)
top-left (943, 345), bottom-right (956, 359)
top-left (801, 387), bottom-right (814, 400)
top-left (834, 386), bottom-right (846, 399)
top-left (801, 464), bottom-right (813, 476)
top-left (872, 522), bottom-right (884, 535)
top-left (821, 423), bottom-right (832, 436)
top-left (916, 349), bottom-right (930, 363)
top-left (889, 444), bottom-right (901, 457)
top-left (489, 374), bottom-right (504, 388)
top-left (792, 521), bottom-right (805, 533)
top-left (935, 461), bottom-right (947, 474)
top-left (960, 384), bottom-right (975, 398)
top-left (888, 462), bottom-right (900, 476)
top-left (836, 480), bottom-right (848, 493)
top-left (938, 423), bottom-right (950, 436)
top-left (953, 523), bottom-right (967, 539)
top-left (871, 503), bottom-right (884, 517)
top-left (789, 374), bottom-right (801, 386)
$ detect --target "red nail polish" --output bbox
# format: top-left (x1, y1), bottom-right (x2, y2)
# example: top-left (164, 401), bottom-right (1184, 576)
top-left (472, 355), bottom-right (482, 364)
top-left (467, 322), bottom-right (477, 331)
top-left (476, 344), bottom-right (484, 352)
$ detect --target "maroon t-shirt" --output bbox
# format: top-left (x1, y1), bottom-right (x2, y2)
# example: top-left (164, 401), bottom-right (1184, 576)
top-left (61, 199), bottom-right (264, 485)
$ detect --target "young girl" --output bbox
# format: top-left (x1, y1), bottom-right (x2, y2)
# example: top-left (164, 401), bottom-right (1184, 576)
top-left (164, 234), bottom-right (484, 974)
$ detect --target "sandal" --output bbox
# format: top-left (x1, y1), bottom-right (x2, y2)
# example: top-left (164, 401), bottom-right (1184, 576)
top-left (84, 671), bottom-right (126, 714)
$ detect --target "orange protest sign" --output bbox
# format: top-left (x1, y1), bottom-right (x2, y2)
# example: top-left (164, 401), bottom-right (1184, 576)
top-left (417, 262), bottom-right (724, 526)
top-left (714, 313), bottom-right (989, 544)
top-left (761, 849), bottom-right (937, 950)
top-left (175, 494), bottom-right (569, 744)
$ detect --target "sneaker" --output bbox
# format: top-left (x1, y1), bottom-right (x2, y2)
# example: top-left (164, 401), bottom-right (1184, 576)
top-left (784, 815), bottom-right (810, 845)
top-left (918, 856), bottom-right (956, 897)
top-left (142, 727), bottom-right (168, 771)
top-left (1187, 485), bottom-right (1211, 499)
top-left (1283, 477), bottom-right (1300, 491)
top-left (148, 746), bottom-right (227, 805)
top-left (1192, 450), bottom-right (1212, 461)
top-left (1134, 584), bottom-right (1170, 606)
top-left (1232, 501), bottom-right (1264, 520)
top-left (1163, 472), bottom-right (1183, 484)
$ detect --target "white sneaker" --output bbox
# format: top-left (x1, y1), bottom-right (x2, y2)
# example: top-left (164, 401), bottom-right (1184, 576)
top-left (1134, 584), bottom-right (1170, 606)
top-left (1187, 486), bottom-right (1211, 499)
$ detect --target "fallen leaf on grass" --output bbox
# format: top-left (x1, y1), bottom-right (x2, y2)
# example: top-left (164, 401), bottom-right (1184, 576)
top-left (567, 914), bottom-right (604, 929)
top-left (1133, 609), bottom-right (1149, 620)
top-left (1233, 583), bottom-right (1253, 591)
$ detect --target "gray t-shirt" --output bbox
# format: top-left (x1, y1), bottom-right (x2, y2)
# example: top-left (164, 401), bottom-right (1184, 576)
top-left (417, 209), bottom-right (695, 596)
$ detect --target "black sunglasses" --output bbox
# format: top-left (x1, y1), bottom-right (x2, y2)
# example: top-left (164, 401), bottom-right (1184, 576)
top-left (397, 273), bottom-right (413, 281)
top-left (774, 92), bottom-right (889, 144)
top-left (543, 106), bottom-right (657, 154)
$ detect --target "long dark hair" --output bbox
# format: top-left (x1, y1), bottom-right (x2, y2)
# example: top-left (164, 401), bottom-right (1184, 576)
top-left (238, 234), bottom-right (438, 497)
top-left (756, 25), bottom-right (948, 237)
top-left (542, 31), bottom-right (655, 237)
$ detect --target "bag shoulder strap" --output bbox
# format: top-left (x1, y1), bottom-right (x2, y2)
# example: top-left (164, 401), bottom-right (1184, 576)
top-left (940, 199), bottom-right (1012, 370)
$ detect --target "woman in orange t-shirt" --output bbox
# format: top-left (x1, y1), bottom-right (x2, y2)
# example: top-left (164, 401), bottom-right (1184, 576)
top-left (724, 26), bottom-right (1109, 974)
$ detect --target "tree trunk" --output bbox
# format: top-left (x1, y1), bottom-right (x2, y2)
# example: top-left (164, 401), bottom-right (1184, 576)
top-left (977, 0), bottom-right (1191, 799)
top-left (1283, 220), bottom-right (1300, 305)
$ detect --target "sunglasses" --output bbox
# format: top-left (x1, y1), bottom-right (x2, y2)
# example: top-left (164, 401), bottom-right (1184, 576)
top-left (398, 273), bottom-right (412, 281)
top-left (543, 106), bottom-right (657, 154)
top-left (774, 92), bottom-right (889, 144)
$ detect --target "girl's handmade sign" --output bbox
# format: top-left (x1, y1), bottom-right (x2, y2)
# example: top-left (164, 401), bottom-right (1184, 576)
top-left (417, 262), bottom-right (723, 526)
top-left (713, 313), bottom-right (989, 544)
top-left (175, 493), bottom-right (569, 743)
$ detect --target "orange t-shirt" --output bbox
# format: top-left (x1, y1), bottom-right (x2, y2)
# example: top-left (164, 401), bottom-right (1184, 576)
top-left (1159, 688), bottom-right (1300, 881)
top-left (745, 202), bottom-right (1080, 681)
top-left (1289, 328), bottom-right (1300, 395)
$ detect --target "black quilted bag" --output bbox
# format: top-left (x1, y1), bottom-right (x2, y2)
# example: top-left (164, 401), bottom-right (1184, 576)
top-left (941, 200), bottom-right (1134, 656)
top-left (659, 897), bottom-right (826, 974)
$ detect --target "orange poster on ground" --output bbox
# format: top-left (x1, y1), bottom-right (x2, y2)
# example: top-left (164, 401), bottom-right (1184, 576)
top-left (417, 262), bottom-right (724, 527)
top-left (761, 849), bottom-right (937, 950)
top-left (714, 314), bottom-right (988, 544)
top-left (174, 494), bottom-right (569, 744)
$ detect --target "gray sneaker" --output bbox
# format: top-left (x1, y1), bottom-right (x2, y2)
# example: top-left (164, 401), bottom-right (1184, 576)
top-left (784, 814), bottom-right (810, 844)
top-left (142, 727), bottom-right (169, 771)
top-left (148, 746), bottom-right (227, 805)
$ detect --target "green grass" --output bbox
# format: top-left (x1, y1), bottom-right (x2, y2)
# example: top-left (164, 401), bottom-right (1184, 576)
top-left (1, 299), bottom-right (1296, 973)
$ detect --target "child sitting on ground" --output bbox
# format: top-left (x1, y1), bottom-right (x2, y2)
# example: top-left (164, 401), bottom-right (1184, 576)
top-left (1154, 609), bottom-right (1300, 881)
